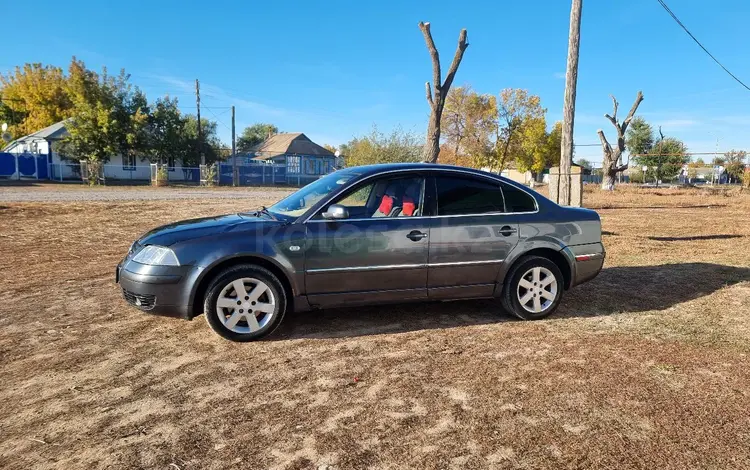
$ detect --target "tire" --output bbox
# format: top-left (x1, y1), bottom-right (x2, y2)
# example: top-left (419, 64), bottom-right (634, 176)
top-left (203, 264), bottom-right (287, 342)
top-left (501, 255), bottom-right (564, 321)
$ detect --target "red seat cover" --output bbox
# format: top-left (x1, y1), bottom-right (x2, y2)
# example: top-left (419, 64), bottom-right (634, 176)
top-left (378, 194), bottom-right (394, 215)
top-left (402, 197), bottom-right (415, 216)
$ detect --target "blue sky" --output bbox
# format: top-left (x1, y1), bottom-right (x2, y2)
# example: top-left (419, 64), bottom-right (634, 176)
top-left (5, 0), bottom-right (750, 164)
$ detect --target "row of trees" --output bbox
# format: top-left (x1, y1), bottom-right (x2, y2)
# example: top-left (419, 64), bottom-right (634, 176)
top-left (1, 59), bottom-right (224, 165)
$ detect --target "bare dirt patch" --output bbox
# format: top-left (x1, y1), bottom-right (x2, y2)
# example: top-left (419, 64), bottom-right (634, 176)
top-left (1, 185), bottom-right (749, 469)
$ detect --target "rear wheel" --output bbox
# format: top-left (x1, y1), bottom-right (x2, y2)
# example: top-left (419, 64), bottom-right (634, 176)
top-left (501, 255), bottom-right (564, 320)
top-left (203, 265), bottom-right (286, 342)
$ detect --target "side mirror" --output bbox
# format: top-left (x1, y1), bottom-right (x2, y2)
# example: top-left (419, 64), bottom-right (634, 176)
top-left (322, 204), bottom-right (349, 220)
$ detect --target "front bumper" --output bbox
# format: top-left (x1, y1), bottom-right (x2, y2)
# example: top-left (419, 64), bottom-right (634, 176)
top-left (116, 259), bottom-right (199, 320)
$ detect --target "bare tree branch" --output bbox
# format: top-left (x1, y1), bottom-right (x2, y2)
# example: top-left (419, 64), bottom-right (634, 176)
top-left (604, 113), bottom-right (617, 129)
top-left (441, 29), bottom-right (469, 93)
top-left (419, 22), bottom-right (441, 93)
top-left (425, 82), bottom-right (434, 108)
top-left (621, 90), bottom-right (644, 131)
top-left (597, 129), bottom-right (612, 154)
top-left (609, 95), bottom-right (619, 120)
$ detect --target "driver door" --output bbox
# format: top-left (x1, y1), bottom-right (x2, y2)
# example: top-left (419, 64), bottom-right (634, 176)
top-left (304, 173), bottom-right (430, 308)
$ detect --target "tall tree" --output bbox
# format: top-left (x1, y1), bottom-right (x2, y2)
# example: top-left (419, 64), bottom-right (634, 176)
top-left (441, 86), bottom-right (497, 168)
top-left (181, 115), bottom-right (224, 166)
top-left (724, 150), bottom-right (747, 183)
top-left (237, 123), bottom-right (278, 153)
top-left (418, 22), bottom-right (469, 163)
top-left (597, 91), bottom-right (644, 190)
top-left (0, 63), bottom-right (73, 139)
top-left (625, 116), bottom-right (654, 157)
top-left (146, 96), bottom-right (185, 163)
top-left (59, 58), bottom-right (143, 164)
top-left (575, 158), bottom-right (592, 169)
top-left (493, 88), bottom-right (546, 172)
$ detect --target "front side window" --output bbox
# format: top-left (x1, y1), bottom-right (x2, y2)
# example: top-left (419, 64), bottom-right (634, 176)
top-left (318, 174), bottom-right (425, 219)
top-left (435, 176), bottom-right (504, 216)
top-left (269, 170), bottom-right (360, 217)
top-left (501, 182), bottom-right (537, 213)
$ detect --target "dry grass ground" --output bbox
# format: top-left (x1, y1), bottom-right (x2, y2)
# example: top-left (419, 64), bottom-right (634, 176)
top-left (0, 184), bottom-right (749, 469)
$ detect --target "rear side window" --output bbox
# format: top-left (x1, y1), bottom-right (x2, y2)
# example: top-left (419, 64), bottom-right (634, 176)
top-left (501, 183), bottom-right (537, 213)
top-left (435, 176), bottom-right (505, 216)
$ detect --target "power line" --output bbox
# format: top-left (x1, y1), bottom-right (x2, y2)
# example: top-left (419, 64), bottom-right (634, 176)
top-left (656, 0), bottom-right (750, 92)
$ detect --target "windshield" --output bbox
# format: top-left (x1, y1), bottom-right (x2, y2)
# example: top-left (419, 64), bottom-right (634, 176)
top-left (269, 170), bottom-right (360, 217)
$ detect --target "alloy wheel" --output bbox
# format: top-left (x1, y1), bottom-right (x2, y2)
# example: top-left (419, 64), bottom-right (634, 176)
top-left (215, 277), bottom-right (276, 333)
top-left (516, 266), bottom-right (558, 314)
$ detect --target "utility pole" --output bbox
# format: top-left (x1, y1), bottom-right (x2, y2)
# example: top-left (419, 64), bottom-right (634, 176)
top-left (558, 0), bottom-right (582, 205)
top-left (196, 79), bottom-right (204, 165)
top-left (231, 105), bottom-right (237, 186)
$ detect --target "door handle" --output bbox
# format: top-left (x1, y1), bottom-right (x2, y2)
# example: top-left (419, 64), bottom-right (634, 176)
top-left (498, 225), bottom-right (517, 237)
top-left (407, 230), bottom-right (428, 241)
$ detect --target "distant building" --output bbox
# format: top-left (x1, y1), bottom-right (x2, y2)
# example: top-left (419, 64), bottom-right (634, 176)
top-left (1, 120), bottom-right (191, 181)
top-left (250, 133), bottom-right (336, 184)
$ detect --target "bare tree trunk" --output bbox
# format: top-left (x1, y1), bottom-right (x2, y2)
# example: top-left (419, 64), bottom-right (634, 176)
top-left (419, 22), bottom-right (469, 163)
top-left (558, 0), bottom-right (583, 205)
top-left (598, 91), bottom-right (644, 190)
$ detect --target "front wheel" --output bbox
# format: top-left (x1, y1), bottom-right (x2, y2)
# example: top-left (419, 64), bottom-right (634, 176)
top-left (501, 255), bottom-right (564, 320)
top-left (203, 265), bottom-right (287, 342)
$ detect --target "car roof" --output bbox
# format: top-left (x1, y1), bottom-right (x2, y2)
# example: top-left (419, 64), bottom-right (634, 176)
top-left (347, 162), bottom-right (501, 179)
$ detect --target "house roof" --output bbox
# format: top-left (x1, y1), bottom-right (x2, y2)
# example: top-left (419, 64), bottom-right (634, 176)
top-left (20, 120), bottom-right (70, 141)
top-left (252, 133), bottom-right (335, 160)
top-left (2, 120), bottom-right (70, 151)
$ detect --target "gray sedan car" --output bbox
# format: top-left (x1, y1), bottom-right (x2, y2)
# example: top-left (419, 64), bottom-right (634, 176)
top-left (117, 163), bottom-right (605, 342)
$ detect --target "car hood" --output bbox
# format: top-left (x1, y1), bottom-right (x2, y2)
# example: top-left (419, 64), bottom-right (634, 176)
top-left (137, 213), bottom-right (278, 247)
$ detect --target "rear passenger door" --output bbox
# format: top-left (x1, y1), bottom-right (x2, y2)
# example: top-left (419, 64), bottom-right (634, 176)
top-left (427, 173), bottom-right (522, 299)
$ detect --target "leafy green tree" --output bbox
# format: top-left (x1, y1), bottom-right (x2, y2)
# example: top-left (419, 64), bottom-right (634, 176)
top-left (575, 158), bottom-right (592, 169)
top-left (441, 86), bottom-right (497, 168)
top-left (340, 126), bottom-right (422, 167)
top-left (493, 88), bottom-right (546, 172)
top-left (0, 63), bottom-right (73, 139)
top-left (146, 96), bottom-right (185, 163)
top-left (59, 58), bottom-right (145, 164)
top-left (237, 123), bottom-right (278, 153)
top-left (634, 136), bottom-right (688, 183)
top-left (180, 115), bottom-right (224, 166)
top-left (724, 150), bottom-right (747, 183)
top-left (624, 116), bottom-right (653, 157)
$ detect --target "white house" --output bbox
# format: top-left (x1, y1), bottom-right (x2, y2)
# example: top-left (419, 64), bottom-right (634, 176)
top-left (1, 120), bottom-right (193, 181)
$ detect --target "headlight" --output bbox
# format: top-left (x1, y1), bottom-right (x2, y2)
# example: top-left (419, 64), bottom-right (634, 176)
top-left (131, 245), bottom-right (180, 266)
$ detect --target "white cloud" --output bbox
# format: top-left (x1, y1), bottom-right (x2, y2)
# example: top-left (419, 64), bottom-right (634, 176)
top-left (553, 72), bottom-right (566, 80)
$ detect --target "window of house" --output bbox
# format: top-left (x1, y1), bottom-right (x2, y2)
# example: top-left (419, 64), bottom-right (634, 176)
top-left (123, 154), bottom-right (136, 171)
top-left (435, 176), bottom-right (505, 216)
top-left (500, 182), bottom-right (537, 213)
top-left (305, 158), bottom-right (316, 174)
top-left (288, 155), bottom-right (301, 174)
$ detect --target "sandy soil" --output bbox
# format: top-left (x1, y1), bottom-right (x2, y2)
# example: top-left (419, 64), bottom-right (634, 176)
top-left (0, 185), bottom-right (749, 469)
